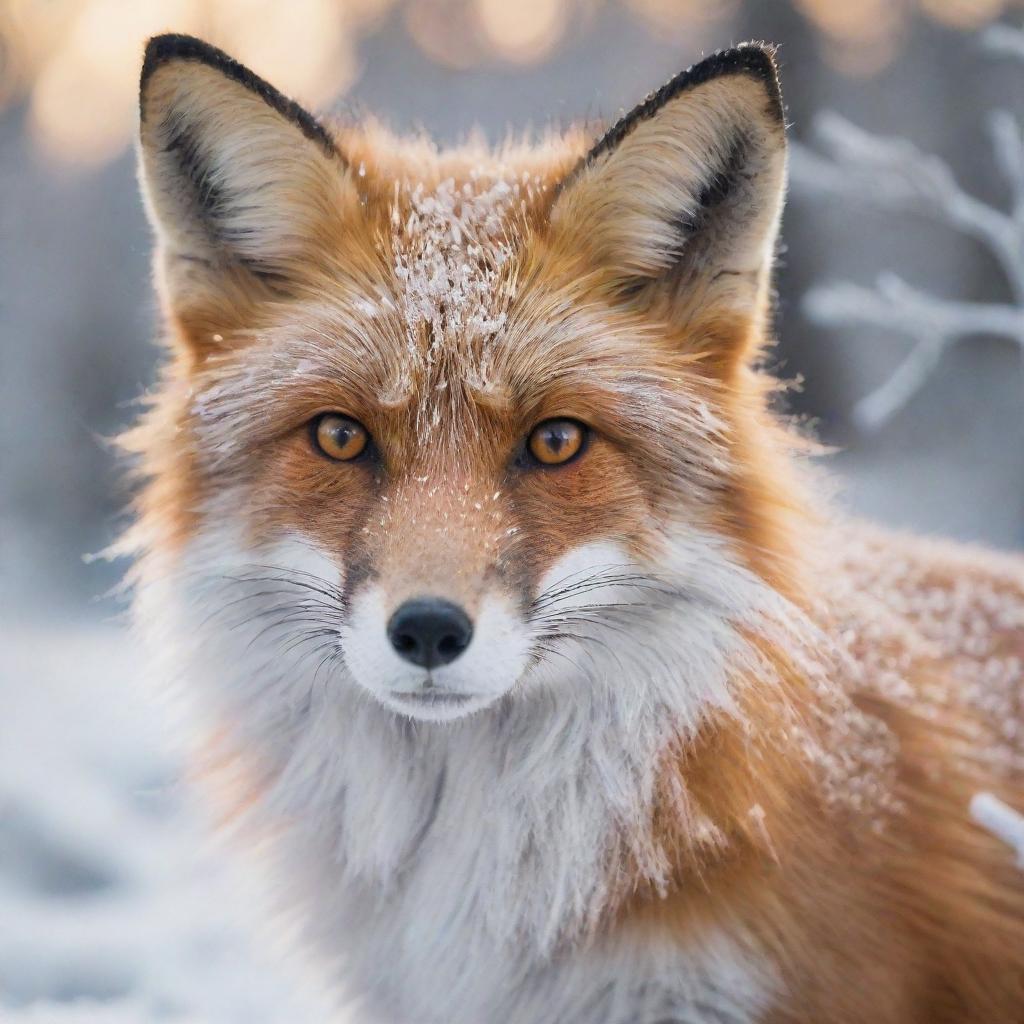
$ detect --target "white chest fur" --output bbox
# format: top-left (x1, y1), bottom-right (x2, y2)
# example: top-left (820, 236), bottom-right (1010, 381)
top-left (135, 530), bottom-right (787, 1023)
top-left (254, 695), bottom-right (775, 1024)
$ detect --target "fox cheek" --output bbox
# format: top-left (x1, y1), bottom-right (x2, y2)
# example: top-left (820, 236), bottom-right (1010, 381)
top-left (532, 541), bottom-right (639, 612)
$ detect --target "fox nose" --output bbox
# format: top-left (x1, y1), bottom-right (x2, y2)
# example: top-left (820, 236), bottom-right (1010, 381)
top-left (387, 597), bottom-right (473, 669)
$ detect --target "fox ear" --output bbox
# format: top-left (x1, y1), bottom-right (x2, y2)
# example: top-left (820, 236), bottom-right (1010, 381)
top-left (138, 35), bottom-right (358, 332)
top-left (550, 45), bottom-right (786, 341)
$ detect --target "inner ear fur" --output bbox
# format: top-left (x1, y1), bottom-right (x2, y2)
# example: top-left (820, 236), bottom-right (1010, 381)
top-left (549, 45), bottom-right (787, 337)
top-left (138, 34), bottom-right (361, 341)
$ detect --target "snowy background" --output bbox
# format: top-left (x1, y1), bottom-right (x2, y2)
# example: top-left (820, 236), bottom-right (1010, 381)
top-left (0, 623), bottom-right (339, 1022)
top-left (1, 1), bottom-right (1022, 1021)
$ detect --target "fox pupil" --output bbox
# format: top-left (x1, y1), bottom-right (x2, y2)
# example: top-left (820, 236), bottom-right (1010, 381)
top-left (546, 429), bottom-right (567, 452)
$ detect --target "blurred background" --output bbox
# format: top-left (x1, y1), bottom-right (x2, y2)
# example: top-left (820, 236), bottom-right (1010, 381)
top-left (1, 0), bottom-right (1022, 1020)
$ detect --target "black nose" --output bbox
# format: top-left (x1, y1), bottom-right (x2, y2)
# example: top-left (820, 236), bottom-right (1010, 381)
top-left (387, 597), bottom-right (473, 668)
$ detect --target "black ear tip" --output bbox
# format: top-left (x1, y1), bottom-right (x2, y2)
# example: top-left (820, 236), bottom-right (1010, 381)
top-left (141, 34), bottom-right (235, 94)
top-left (137, 32), bottom-right (337, 157)
top-left (682, 43), bottom-right (783, 120)
top-left (565, 41), bottom-right (785, 188)
top-left (723, 42), bottom-right (780, 76)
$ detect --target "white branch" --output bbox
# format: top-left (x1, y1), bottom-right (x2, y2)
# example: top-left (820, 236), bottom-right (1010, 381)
top-left (851, 339), bottom-right (947, 433)
top-left (804, 273), bottom-right (1024, 431)
top-left (971, 792), bottom-right (1024, 869)
top-left (989, 110), bottom-right (1024, 231)
top-left (805, 273), bottom-right (1024, 342)
top-left (792, 115), bottom-right (1020, 294)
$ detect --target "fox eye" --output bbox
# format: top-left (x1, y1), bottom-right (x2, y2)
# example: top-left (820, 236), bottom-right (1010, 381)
top-left (311, 413), bottom-right (369, 462)
top-left (527, 418), bottom-right (587, 466)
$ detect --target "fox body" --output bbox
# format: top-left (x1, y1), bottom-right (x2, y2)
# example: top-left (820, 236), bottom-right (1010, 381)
top-left (127, 35), bottom-right (1024, 1024)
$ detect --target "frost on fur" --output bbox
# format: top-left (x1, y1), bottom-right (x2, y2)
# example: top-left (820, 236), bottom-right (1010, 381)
top-left (387, 175), bottom-right (524, 423)
top-left (793, 24), bottom-right (1024, 432)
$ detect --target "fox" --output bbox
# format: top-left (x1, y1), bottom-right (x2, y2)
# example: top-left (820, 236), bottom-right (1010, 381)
top-left (122, 32), bottom-right (1024, 1024)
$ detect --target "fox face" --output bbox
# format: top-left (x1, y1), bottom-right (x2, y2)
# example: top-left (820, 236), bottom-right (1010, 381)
top-left (132, 36), bottom-right (792, 727)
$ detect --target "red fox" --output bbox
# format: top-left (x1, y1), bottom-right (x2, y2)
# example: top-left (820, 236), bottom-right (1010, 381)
top-left (125, 33), bottom-right (1024, 1023)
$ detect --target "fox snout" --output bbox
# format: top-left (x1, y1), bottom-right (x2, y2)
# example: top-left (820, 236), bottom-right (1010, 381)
top-left (387, 597), bottom-right (473, 669)
top-left (341, 561), bottom-right (534, 722)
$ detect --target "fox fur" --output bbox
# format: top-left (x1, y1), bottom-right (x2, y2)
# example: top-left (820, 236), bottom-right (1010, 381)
top-left (125, 34), bottom-right (1024, 1024)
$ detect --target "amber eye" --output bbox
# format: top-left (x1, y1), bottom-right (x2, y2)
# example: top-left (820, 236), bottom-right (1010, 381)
top-left (311, 413), bottom-right (369, 461)
top-left (527, 418), bottom-right (587, 466)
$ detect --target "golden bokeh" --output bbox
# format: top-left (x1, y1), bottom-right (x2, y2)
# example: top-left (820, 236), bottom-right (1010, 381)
top-left (477, 0), bottom-right (569, 62)
top-left (3, 0), bottom-right (386, 165)
top-left (921, 0), bottom-right (1009, 26)
top-left (0, 0), bottom-right (1020, 166)
top-left (624, 0), bottom-right (739, 41)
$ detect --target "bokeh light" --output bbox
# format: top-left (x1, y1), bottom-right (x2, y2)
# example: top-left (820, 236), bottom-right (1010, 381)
top-left (0, 0), bottom-right (1021, 167)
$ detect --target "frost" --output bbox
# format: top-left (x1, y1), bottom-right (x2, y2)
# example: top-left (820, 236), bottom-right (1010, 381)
top-left (391, 176), bottom-right (515, 363)
top-left (351, 296), bottom-right (382, 319)
top-left (387, 172), bottom-right (535, 436)
top-left (793, 25), bottom-right (1024, 432)
top-left (820, 523), bottom-right (1024, 780)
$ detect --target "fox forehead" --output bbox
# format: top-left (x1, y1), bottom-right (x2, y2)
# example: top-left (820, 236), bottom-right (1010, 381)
top-left (282, 162), bottom-right (564, 419)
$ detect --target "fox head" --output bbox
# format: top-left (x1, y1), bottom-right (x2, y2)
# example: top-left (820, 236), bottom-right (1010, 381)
top-left (130, 35), bottom-right (798, 728)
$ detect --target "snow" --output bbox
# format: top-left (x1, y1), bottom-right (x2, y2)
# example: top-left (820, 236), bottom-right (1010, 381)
top-left (970, 792), bottom-right (1024, 868)
top-left (0, 621), bottom-right (339, 1023)
top-left (388, 174), bottom-right (522, 427)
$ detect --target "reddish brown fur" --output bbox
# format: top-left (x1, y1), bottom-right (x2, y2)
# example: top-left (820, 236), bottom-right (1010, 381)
top-left (629, 534), bottom-right (1024, 1024)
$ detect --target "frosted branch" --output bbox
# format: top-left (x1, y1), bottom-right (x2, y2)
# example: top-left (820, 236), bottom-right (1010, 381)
top-left (970, 792), bottom-right (1024, 869)
top-left (792, 114), bottom-right (1019, 292)
top-left (793, 31), bottom-right (1024, 431)
top-left (804, 274), bottom-right (1024, 431)
top-left (989, 110), bottom-right (1024, 224)
top-left (805, 274), bottom-right (1024, 341)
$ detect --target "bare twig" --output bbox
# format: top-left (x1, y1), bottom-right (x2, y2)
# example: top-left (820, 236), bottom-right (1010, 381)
top-left (804, 274), bottom-right (1024, 430)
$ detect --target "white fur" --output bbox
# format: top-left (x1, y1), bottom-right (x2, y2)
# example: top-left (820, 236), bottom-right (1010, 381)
top-left (135, 520), bottom-right (790, 1024)
top-left (534, 539), bottom-right (641, 609)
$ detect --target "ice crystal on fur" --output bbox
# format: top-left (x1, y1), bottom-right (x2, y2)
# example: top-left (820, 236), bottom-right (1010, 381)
top-left (821, 523), bottom-right (1024, 775)
top-left (387, 174), bottom-right (529, 423)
